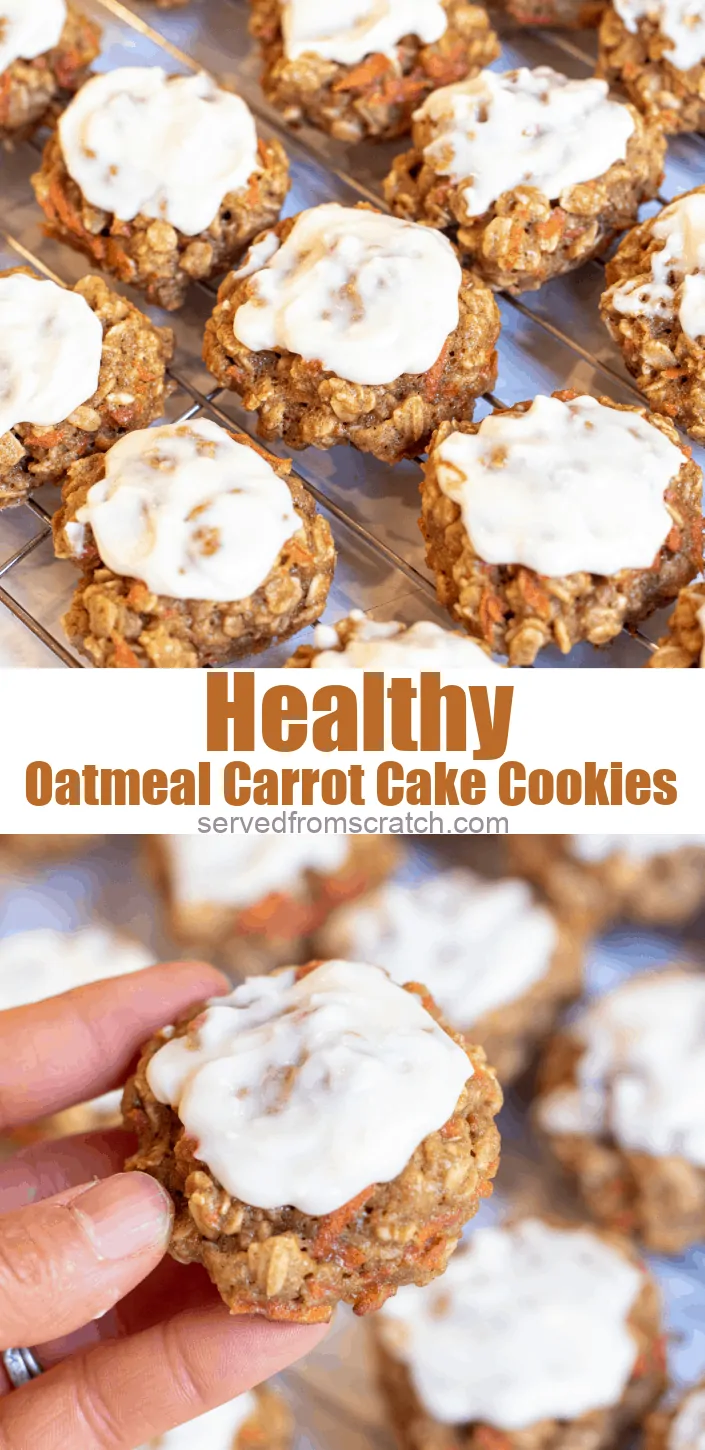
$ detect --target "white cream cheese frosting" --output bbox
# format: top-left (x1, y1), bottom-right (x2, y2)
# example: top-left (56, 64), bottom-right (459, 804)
top-left (415, 67), bottom-right (635, 219)
top-left (432, 394), bottom-right (680, 577)
top-left (232, 203), bottom-right (462, 386)
top-left (670, 1388), bottom-right (705, 1450)
top-left (613, 0), bottom-right (705, 71)
top-left (142, 1392), bottom-right (257, 1450)
top-left (146, 960), bottom-right (472, 1215)
top-left (281, 0), bottom-right (447, 64)
top-left (319, 871), bottom-right (558, 1027)
top-left (309, 613), bottom-right (500, 669)
top-left (538, 971), bottom-right (705, 1166)
top-left (0, 926), bottom-right (155, 1011)
top-left (610, 193), bottom-right (705, 342)
top-left (71, 420), bottom-right (299, 603)
top-left (571, 834), bottom-right (705, 862)
top-left (59, 68), bottom-right (260, 237)
top-left (0, 274), bottom-right (103, 440)
top-left (164, 835), bottom-right (350, 908)
top-left (378, 1218), bottom-right (642, 1429)
top-left (0, 0), bottom-right (67, 74)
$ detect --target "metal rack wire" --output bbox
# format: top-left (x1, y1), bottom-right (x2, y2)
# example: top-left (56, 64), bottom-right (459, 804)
top-left (1, 0), bottom-right (700, 667)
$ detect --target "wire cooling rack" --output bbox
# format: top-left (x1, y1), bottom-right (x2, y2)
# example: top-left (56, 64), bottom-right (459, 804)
top-left (1, 0), bottom-right (703, 668)
top-left (1, 835), bottom-right (703, 1446)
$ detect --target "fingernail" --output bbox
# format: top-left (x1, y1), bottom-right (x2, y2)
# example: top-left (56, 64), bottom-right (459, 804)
top-left (71, 1173), bottom-right (173, 1261)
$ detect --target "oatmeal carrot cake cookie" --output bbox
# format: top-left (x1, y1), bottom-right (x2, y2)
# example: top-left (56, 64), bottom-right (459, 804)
top-left (148, 835), bottom-right (398, 970)
top-left (536, 970), bottom-right (705, 1253)
top-left (0, 926), bottom-right (155, 1144)
top-left (0, 0), bottom-right (100, 146)
top-left (421, 391), bottom-right (702, 665)
top-left (375, 1217), bottom-right (665, 1450)
top-left (124, 959), bottom-right (502, 1322)
top-left (508, 834), bottom-right (705, 928)
top-left (602, 190), bottom-right (705, 440)
top-left (52, 418), bottom-right (335, 668)
top-left (649, 581), bottom-right (705, 667)
top-left (287, 611), bottom-right (500, 667)
top-left (502, 0), bottom-right (605, 27)
top-left (385, 66), bottom-right (665, 295)
top-left (142, 1387), bottom-right (292, 1450)
top-left (646, 1381), bottom-right (705, 1450)
top-left (32, 67), bottom-right (290, 312)
top-left (248, 0), bottom-right (499, 143)
top-left (315, 869), bottom-right (583, 1085)
top-left (0, 271), bottom-right (174, 510)
top-left (203, 203), bottom-right (500, 463)
top-left (598, 0), bottom-right (705, 133)
top-left (0, 833), bottom-right (96, 863)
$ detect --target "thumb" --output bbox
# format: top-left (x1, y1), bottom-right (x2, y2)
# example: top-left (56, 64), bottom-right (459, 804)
top-left (0, 1173), bottom-right (172, 1349)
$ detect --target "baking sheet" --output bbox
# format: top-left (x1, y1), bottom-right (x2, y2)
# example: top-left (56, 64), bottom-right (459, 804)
top-left (0, 835), bottom-right (703, 1446)
top-left (1, 0), bottom-right (702, 668)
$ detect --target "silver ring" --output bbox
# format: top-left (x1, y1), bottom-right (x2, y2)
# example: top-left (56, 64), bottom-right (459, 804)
top-left (2, 1347), bottom-right (43, 1389)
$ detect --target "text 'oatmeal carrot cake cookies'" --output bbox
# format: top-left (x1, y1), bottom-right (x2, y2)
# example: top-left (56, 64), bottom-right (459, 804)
top-left (646, 1380), bottom-right (705, 1450)
top-left (149, 834), bottom-right (398, 969)
top-left (248, 0), bottom-right (499, 142)
top-left (204, 203), bottom-right (500, 463)
top-left (52, 418), bottom-right (335, 668)
top-left (385, 66), bottom-right (665, 294)
top-left (124, 959), bottom-right (502, 1321)
top-left (0, 0), bottom-right (100, 145)
top-left (140, 1387), bottom-right (292, 1450)
top-left (286, 611), bottom-right (500, 667)
top-left (509, 833), bottom-right (705, 927)
top-left (315, 869), bottom-right (583, 1084)
top-left (0, 270), bottom-right (174, 509)
top-left (536, 970), bottom-right (705, 1253)
top-left (649, 581), bottom-right (705, 666)
top-left (375, 1217), bottom-right (665, 1450)
top-left (598, 0), bottom-right (705, 133)
top-left (602, 189), bottom-right (705, 440)
top-left (421, 391), bottom-right (702, 665)
top-left (0, 926), bottom-right (155, 1144)
top-left (32, 66), bottom-right (290, 311)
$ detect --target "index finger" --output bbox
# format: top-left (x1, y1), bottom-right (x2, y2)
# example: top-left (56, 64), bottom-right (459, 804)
top-left (0, 961), bottom-right (228, 1133)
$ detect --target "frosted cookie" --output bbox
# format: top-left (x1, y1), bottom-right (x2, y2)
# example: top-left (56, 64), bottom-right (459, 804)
top-left (286, 612), bottom-right (500, 667)
top-left (123, 959), bottom-right (502, 1321)
top-left (421, 391), bottom-right (702, 665)
top-left (598, 0), bottom-right (705, 133)
top-left (31, 67), bottom-right (290, 311)
top-left (0, 271), bottom-right (174, 510)
top-left (0, 0), bottom-right (100, 145)
top-left (203, 203), bottom-right (500, 463)
top-left (248, 0), bottom-right (499, 143)
top-left (0, 926), bottom-right (154, 1143)
top-left (649, 581), bottom-right (705, 667)
top-left (385, 67), bottom-right (665, 295)
top-left (148, 834), bottom-right (399, 970)
top-left (0, 834), bottom-right (96, 863)
top-left (315, 869), bottom-right (583, 1084)
top-left (501, 0), bottom-right (605, 27)
top-left (140, 1388), bottom-right (292, 1450)
top-left (602, 190), bottom-right (705, 440)
top-left (52, 418), bottom-right (335, 668)
top-left (375, 1217), bottom-right (665, 1450)
top-left (537, 970), bottom-right (705, 1253)
top-left (646, 1381), bottom-right (705, 1450)
top-left (509, 834), bottom-right (705, 927)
